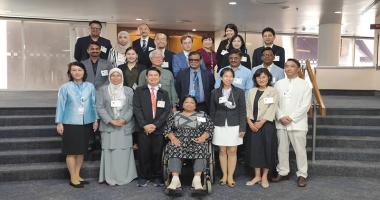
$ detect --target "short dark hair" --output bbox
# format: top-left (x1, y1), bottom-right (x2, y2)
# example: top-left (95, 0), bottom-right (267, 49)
top-left (228, 49), bottom-right (242, 58)
top-left (287, 58), bottom-right (301, 68)
top-left (145, 67), bottom-right (161, 76)
top-left (261, 47), bottom-right (274, 55)
top-left (224, 23), bottom-right (238, 36)
top-left (180, 35), bottom-right (193, 43)
top-left (67, 62), bottom-right (87, 82)
top-left (253, 68), bottom-right (273, 87)
top-left (201, 36), bottom-right (214, 43)
top-left (262, 27), bottom-right (275, 36)
top-left (188, 51), bottom-right (202, 59)
top-left (126, 46), bottom-right (137, 54)
top-left (220, 67), bottom-right (235, 88)
top-left (180, 95), bottom-right (198, 111)
top-left (89, 20), bottom-right (102, 28)
top-left (87, 41), bottom-right (101, 49)
top-left (228, 34), bottom-right (247, 53)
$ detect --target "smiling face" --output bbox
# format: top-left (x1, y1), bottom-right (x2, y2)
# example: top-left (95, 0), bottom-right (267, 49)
top-left (117, 33), bottom-right (129, 46)
top-left (126, 49), bottom-right (138, 63)
top-left (284, 60), bottom-right (300, 78)
top-left (221, 70), bottom-right (234, 87)
top-left (70, 65), bottom-right (85, 82)
top-left (228, 53), bottom-right (241, 68)
top-left (138, 24), bottom-right (150, 38)
top-left (182, 37), bottom-right (193, 51)
top-left (262, 49), bottom-right (275, 65)
top-left (150, 53), bottom-right (164, 67)
top-left (256, 72), bottom-right (269, 88)
top-left (202, 38), bottom-right (213, 49)
top-left (110, 71), bottom-right (123, 85)
top-left (87, 44), bottom-right (101, 58)
top-left (182, 97), bottom-right (197, 112)
top-left (262, 31), bottom-right (275, 45)
top-left (155, 33), bottom-right (167, 49)
top-left (231, 37), bottom-right (242, 50)
top-left (89, 23), bottom-right (101, 37)
top-left (146, 70), bottom-right (160, 86)
top-left (225, 28), bottom-right (235, 39)
top-left (188, 54), bottom-right (201, 70)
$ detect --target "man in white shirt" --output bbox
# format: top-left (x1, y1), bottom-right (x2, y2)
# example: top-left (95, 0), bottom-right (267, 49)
top-left (272, 58), bottom-right (311, 187)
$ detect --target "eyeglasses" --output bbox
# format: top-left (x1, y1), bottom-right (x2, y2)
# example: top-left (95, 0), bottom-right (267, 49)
top-left (189, 59), bottom-right (200, 62)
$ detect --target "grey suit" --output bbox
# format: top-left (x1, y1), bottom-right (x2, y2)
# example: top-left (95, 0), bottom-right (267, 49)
top-left (96, 85), bottom-right (137, 185)
top-left (82, 58), bottom-right (113, 89)
top-left (209, 86), bottom-right (247, 132)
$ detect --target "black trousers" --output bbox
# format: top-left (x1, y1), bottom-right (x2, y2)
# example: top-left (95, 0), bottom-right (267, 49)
top-left (138, 132), bottom-right (164, 180)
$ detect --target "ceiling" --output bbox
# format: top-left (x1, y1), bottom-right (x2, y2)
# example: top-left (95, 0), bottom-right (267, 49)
top-left (0, 0), bottom-right (378, 36)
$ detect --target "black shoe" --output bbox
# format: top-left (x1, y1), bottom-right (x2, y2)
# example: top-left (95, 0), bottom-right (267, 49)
top-left (137, 178), bottom-right (148, 187)
top-left (80, 180), bottom-right (90, 185)
top-left (153, 178), bottom-right (164, 187)
top-left (271, 174), bottom-right (290, 182)
top-left (69, 181), bottom-right (84, 188)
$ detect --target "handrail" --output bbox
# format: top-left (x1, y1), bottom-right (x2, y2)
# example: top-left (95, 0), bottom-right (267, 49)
top-left (305, 60), bottom-right (326, 117)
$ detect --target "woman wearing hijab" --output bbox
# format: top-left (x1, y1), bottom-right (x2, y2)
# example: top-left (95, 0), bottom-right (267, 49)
top-left (96, 68), bottom-right (137, 185)
top-left (108, 31), bottom-right (130, 68)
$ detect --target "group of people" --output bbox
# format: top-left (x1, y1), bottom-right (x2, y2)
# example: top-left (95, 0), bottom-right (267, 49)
top-left (55, 20), bottom-right (312, 193)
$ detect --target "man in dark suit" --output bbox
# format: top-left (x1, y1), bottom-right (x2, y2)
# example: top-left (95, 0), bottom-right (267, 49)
top-left (154, 33), bottom-right (174, 73)
top-left (74, 20), bottom-right (112, 61)
top-left (175, 51), bottom-right (214, 113)
top-left (133, 67), bottom-right (171, 187)
top-left (81, 41), bottom-right (113, 90)
top-left (252, 27), bottom-right (285, 69)
top-left (132, 23), bottom-right (156, 67)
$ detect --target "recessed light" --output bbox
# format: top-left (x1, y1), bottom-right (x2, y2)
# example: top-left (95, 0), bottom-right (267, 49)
top-left (228, 2), bottom-right (237, 5)
top-left (136, 18), bottom-right (143, 21)
top-left (334, 11), bottom-right (342, 14)
top-left (192, 29), bottom-right (197, 32)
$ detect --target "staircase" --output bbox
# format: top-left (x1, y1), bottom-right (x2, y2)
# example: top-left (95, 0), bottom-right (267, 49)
top-left (0, 107), bottom-right (99, 182)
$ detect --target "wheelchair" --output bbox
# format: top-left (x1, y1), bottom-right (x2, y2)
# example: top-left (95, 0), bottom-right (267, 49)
top-left (162, 140), bottom-right (215, 196)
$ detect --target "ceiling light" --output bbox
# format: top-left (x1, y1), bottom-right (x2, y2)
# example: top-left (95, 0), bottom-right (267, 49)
top-left (192, 29), bottom-right (197, 32)
top-left (228, 2), bottom-right (237, 5)
top-left (136, 18), bottom-right (143, 21)
top-left (334, 11), bottom-right (342, 14)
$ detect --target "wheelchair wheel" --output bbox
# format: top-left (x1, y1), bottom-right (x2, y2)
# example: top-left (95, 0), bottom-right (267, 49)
top-left (206, 179), bottom-right (212, 194)
top-left (208, 142), bottom-right (215, 184)
top-left (162, 151), bottom-right (169, 186)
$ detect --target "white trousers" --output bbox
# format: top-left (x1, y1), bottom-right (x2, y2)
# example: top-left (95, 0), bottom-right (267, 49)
top-left (276, 129), bottom-right (308, 178)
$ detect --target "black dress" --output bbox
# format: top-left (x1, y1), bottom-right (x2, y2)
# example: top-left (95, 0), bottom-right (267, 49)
top-left (246, 90), bottom-right (278, 169)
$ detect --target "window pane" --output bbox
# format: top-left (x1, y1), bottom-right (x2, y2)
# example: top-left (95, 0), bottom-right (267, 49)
top-left (275, 35), bottom-right (294, 61)
top-left (245, 33), bottom-right (263, 59)
top-left (295, 36), bottom-right (318, 66)
top-left (339, 38), bottom-right (354, 66)
top-left (354, 38), bottom-right (374, 67)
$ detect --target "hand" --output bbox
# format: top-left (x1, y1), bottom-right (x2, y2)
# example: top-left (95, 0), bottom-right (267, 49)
top-left (239, 132), bottom-right (245, 138)
top-left (110, 120), bottom-right (123, 127)
top-left (116, 119), bottom-right (127, 125)
top-left (248, 122), bottom-right (258, 132)
top-left (56, 123), bottom-right (64, 135)
top-left (280, 116), bottom-right (292, 126)
top-left (143, 124), bottom-right (156, 134)
top-left (168, 133), bottom-right (181, 147)
top-left (93, 121), bottom-right (98, 132)
top-left (194, 133), bottom-right (209, 144)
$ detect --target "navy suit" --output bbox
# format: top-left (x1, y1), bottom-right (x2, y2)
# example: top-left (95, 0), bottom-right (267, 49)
top-left (132, 37), bottom-right (156, 67)
top-left (252, 44), bottom-right (285, 69)
top-left (175, 68), bottom-right (214, 113)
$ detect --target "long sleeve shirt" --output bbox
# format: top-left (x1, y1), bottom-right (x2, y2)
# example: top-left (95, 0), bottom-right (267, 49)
top-left (214, 65), bottom-right (253, 96)
top-left (55, 81), bottom-right (97, 125)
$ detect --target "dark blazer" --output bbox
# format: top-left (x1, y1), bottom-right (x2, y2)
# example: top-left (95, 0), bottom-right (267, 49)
top-left (163, 49), bottom-right (174, 73)
top-left (175, 68), bottom-right (215, 111)
top-left (252, 44), bottom-right (285, 69)
top-left (209, 86), bottom-right (246, 132)
top-left (118, 63), bottom-right (147, 87)
top-left (133, 85), bottom-right (171, 134)
top-left (132, 37), bottom-right (156, 67)
top-left (216, 39), bottom-right (229, 69)
top-left (74, 36), bottom-right (112, 62)
top-left (219, 52), bottom-right (251, 71)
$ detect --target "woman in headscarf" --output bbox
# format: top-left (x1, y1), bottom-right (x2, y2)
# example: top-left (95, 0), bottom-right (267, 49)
top-left (108, 31), bottom-right (130, 68)
top-left (96, 68), bottom-right (137, 185)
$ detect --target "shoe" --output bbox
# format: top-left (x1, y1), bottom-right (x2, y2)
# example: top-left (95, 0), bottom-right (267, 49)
top-left (219, 179), bottom-right (227, 186)
top-left (153, 178), bottom-right (164, 187)
top-left (227, 180), bottom-right (236, 188)
top-left (167, 176), bottom-right (181, 190)
top-left (137, 178), bottom-right (148, 187)
top-left (80, 180), bottom-right (90, 185)
top-left (261, 180), bottom-right (269, 189)
top-left (192, 176), bottom-right (203, 190)
top-left (246, 178), bottom-right (261, 186)
top-left (297, 176), bottom-right (307, 187)
top-left (271, 174), bottom-right (290, 182)
top-left (69, 181), bottom-right (84, 188)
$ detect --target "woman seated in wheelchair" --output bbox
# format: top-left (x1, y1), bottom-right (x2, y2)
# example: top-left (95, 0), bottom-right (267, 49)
top-left (163, 95), bottom-right (214, 192)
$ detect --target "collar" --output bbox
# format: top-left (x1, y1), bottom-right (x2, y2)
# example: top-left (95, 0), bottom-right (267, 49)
top-left (262, 63), bottom-right (274, 70)
top-left (147, 84), bottom-right (158, 91)
top-left (184, 51), bottom-right (190, 57)
top-left (264, 44), bottom-right (274, 48)
top-left (190, 68), bottom-right (201, 73)
top-left (228, 64), bottom-right (243, 71)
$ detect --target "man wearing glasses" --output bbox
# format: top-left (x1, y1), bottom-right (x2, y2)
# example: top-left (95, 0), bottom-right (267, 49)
top-left (74, 20), bottom-right (112, 62)
top-left (175, 51), bottom-right (214, 113)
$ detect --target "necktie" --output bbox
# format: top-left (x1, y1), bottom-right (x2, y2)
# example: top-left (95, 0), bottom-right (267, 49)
top-left (150, 88), bottom-right (156, 118)
top-left (193, 72), bottom-right (200, 102)
top-left (142, 39), bottom-right (147, 52)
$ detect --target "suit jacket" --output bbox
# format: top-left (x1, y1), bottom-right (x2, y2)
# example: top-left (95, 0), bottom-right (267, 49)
top-left (175, 68), bottom-right (215, 111)
top-left (81, 58), bottom-right (113, 89)
top-left (132, 37), bottom-right (156, 67)
top-left (216, 39), bottom-right (229, 68)
top-left (133, 85), bottom-right (171, 133)
top-left (96, 85), bottom-right (135, 133)
top-left (209, 86), bottom-right (246, 132)
top-left (246, 87), bottom-right (279, 122)
top-left (163, 49), bottom-right (174, 72)
top-left (252, 44), bottom-right (285, 69)
top-left (172, 52), bottom-right (206, 78)
top-left (74, 35), bottom-right (112, 62)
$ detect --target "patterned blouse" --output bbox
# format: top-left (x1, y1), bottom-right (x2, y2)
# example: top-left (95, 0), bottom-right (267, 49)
top-left (163, 111), bottom-right (214, 159)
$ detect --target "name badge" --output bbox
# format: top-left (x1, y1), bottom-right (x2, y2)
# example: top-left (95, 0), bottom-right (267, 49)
top-left (101, 46), bottom-right (107, 53)
top-left (78, 106), bottom-right (84, 115)
top-left (132, 83), bottom-right (138, 90)
top-left (241, 56), bottom-right (247, 62)
top-left (111, 100), bottom-right (122, 107)
top-left (148, 47), bottom-right (155, 51)
top-left (161, 62), bottom-right (169, 68)
top-left (157, 100), bottom-right (165, 108)
top-left (274, 55), bottom-right (280, 62)
top-left (197, 117), bottom-right (206, 123)
top-left (219, 96), bottom-right (228, 104)
top-left (221, 50), bottom-right (228, 55)
top-left (233, 77), bottom-right (243, 85)
top-left (101, 70), bottom-right (108, 76)
top-left (272, 77), bottom-right (276, 83)
top-left (264, 97), bottom-right (274, 104)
